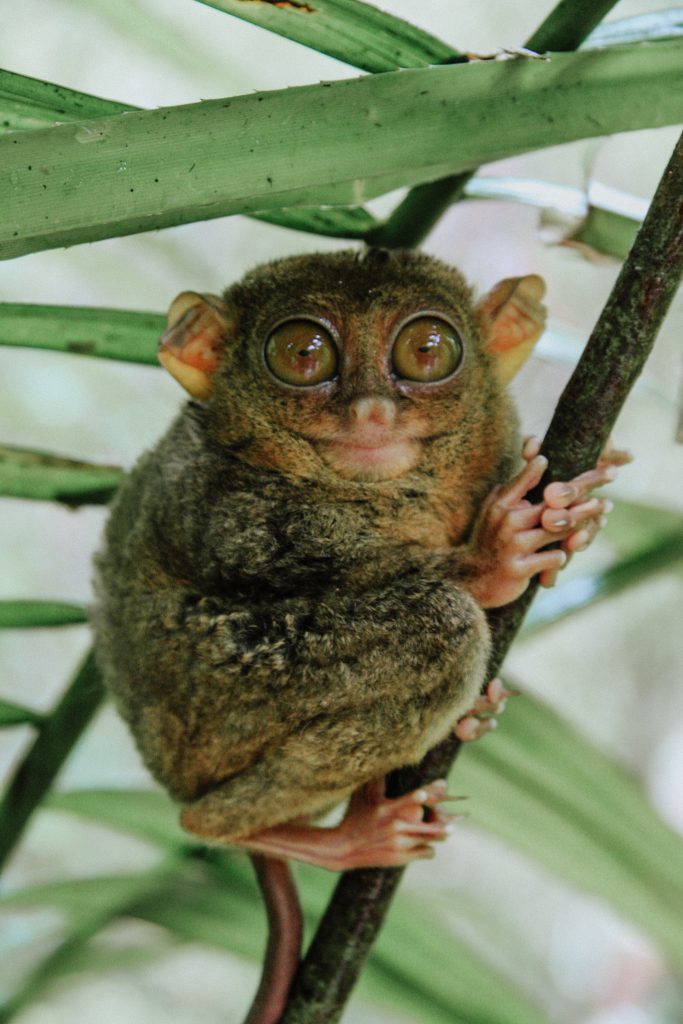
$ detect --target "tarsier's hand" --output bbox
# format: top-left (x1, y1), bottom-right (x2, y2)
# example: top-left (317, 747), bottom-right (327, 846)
top-left (463, 437), bottom-right (631, 609)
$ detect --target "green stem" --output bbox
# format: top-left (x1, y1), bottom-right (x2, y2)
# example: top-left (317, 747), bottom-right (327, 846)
top-left (0, 445), bottom-right (123, 505)
top-left (0, 303), bottom-right (162, 364)
top-left (0, 651), bottom-right (105, 874)
top-left (366, 0), bottom-right (621, 249)
top-left (281, 129), bottom-right (683, 1024)
top-left (0, 600), bottom-right (88, 629)
top-left (527, 0), bottom-right (622, 52)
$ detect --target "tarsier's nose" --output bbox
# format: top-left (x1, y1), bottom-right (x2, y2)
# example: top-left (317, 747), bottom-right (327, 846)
top-left (349, 396), bottom-right (397, 429)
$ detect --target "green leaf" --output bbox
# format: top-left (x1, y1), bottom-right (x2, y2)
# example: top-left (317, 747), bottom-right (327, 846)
top-left (0, 445), bottom-right (123, 504)
top-left (253, 204), bottom-right (378, 238)
top-left (525, 0), bottom-right (619, 52)
top-left (40, 793), bottom-right (550, 1021)
top-left (566, 201), bottom-right (642, 260)
top-left (0, 651), bottom-right (105, 874)
top-left (463, 176), bottom-right (643, 260)
top-left (0, 68), bottom-right (133, 134)
top-left (132, 864), bottom-right (545, 1024)
top-left (583, 8), bottom-right (683, 48)
top-left (460, 695), bottom-right (683, 968)
top-left (525, 528), bottom-right (683, 633)
top-left (0, 70), bottom-right (367, 244)
top-left (526, 501), bottom-right (683, 632)
top-left (0, 699), bottom-right (42, 727)
top-left (0, 600), bottom-right (88, 629)
top-left (2, 43), bottom-right (680, 259)
top-left (0, 72), bottom-right (381, 241)
top-left (0, 303), bottom-right (162, 363)
top-left (197, 0), bottom-right (463, 73)
top-left (0, 864), bottom-right (180, 1022)
top-left (48, 788), bottom-right (188, 851)
top-left (11, 842), bottom-right (523, 1024)
top-left (0, 869), bottom-right (175, 925)
top-left (366, 0), bottom-right (625, 250)
top-left (366, 906), bottom-right (546, 1024)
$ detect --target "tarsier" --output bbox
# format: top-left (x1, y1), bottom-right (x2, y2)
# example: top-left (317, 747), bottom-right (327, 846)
top-left (94, 249), bottom-right (623, 1024)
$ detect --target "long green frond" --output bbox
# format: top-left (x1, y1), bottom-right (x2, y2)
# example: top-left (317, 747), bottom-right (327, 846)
top-left (196, 0), bottom-right (462, 73)
top-left (0, 446), bottom-right (122, 504)
top-left (2, 43), bottom-right (680, 259)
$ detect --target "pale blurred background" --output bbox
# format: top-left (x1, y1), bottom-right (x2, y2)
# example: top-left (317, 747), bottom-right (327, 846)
top-left (0, 1), bottom-right (682, 1022)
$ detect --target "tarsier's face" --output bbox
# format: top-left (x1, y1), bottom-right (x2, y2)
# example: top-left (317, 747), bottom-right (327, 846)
top-left (158, 250), bottom-right (546, 483)
top-left (260, 301), bottom-right (468, 482)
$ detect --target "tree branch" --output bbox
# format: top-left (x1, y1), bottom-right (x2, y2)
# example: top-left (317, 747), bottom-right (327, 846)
top-left (281, 129), bottom-right (683, 1023)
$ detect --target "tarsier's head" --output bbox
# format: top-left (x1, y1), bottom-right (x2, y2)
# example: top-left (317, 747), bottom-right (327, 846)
top-left (159, 249), bottom-right (545, 484)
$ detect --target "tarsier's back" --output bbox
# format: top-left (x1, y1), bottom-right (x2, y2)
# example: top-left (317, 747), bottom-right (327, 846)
top-left (94, 248), bottom-right (544, 843)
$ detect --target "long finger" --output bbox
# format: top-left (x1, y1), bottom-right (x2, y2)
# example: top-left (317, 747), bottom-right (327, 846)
top-left (506, 502), bottom-right (545, 530)
top-left (544, 465), bottom-right (617, 508)
top-left (599, 435), bottom-right (633, 466)
top-left (561, 515), bottom-right (606, 553)
top-left (512, 549), bottom-right (568, 579)
top-left (541, 497), bottom-right (612, 532)
top-left (395, 820), bottom-right (455, 839)
top-left (498, 455), bottom-right (548, 508)
top-left (381, 780), bottom-right (448, 816)
top-left (522, 435), bottom-right (541, 461)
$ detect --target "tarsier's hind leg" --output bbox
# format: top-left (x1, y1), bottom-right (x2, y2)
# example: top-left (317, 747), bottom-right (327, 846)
top-left (183, 771), bottom-right (460, 872)
top-left (180, 750), bottom-right (350, 844)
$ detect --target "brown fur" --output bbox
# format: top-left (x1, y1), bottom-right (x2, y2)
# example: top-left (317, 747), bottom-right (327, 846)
top-left (93, 249), bottom-right (522, 841)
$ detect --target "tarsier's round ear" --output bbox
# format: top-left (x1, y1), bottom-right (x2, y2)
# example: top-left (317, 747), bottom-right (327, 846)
top-left (476, 275), bottom-right (547, 384)
top-left (158, 291), bottom-right (231, 399)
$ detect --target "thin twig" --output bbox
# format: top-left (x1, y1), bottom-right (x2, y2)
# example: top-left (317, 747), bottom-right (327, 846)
top-left (281, 129), bottom-right (683, 1024)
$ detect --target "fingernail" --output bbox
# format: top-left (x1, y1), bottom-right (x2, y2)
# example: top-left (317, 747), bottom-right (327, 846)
top-left (598, 515), bottom-right (607, 528)
top-left (552, 517), bottom-right (570, 528)
top-left (604, 466), bottom-right (617, 480)
top-left (558, 486), bottom-right (574, 498)
top-left (415, 789), bottom-right (429, 802)
top-left (558, 551), bottom-right (568, 565)
top-left (603, 500), bottom-right (614, 513)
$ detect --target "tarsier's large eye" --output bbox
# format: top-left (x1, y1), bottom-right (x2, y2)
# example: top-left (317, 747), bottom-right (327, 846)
top-left (391, 314), bottom-right (464, 383)
top-left (264, 319), bottom-right (338, 387)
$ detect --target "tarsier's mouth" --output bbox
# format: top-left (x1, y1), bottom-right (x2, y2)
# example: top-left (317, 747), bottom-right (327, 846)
top-left (315, 434), bottom-right (422, 481)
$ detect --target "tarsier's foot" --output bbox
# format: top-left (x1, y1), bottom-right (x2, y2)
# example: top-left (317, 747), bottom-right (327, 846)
top-left (227, 778), bottom-right (462, 872)
top-left (455, 677), bottom-right (518, 742)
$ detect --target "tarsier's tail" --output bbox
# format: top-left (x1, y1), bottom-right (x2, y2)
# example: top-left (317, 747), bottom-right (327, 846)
top-left (243, 855), bottom-right (303, 1024)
